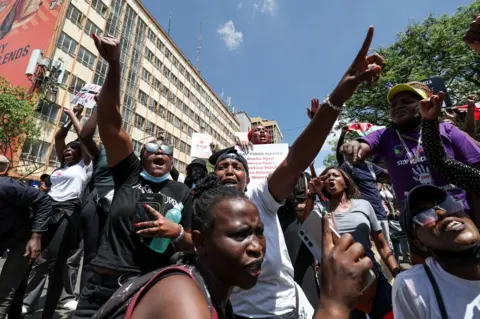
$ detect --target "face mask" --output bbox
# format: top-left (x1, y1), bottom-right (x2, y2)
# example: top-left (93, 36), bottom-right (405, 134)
top-left (140, 170), bottom-right (170, 183)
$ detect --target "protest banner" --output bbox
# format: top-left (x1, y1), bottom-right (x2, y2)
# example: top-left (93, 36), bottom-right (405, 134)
top-left (71, 84), bottom-right (102, 109)
top-left (422, 76), bottom-right (453, 107)
top-left (237, 143), bottom-right (289, 189)
top-left (190, 133), bottom-right (213, 159)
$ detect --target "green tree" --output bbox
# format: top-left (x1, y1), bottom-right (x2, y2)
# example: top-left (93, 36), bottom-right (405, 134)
top-left (342, 1), bottom-right (480, 125)
top-left (0, 77), bottom-right (41, 171)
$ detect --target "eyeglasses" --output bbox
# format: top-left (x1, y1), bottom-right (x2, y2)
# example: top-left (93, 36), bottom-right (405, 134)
top-left (412, 196), bottom-right (465, 227)
top-left (144, 143), bottom-right (173, 156)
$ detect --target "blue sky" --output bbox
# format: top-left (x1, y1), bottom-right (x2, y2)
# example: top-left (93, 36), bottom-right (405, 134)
top-left (142, 0), bottom-right (472, 171)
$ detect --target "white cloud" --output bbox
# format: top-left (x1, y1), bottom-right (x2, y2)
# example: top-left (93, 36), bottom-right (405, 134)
top-left (253, 0), bottom-right (277, 16)
top-left (217, 20), bottom-right (243, 51)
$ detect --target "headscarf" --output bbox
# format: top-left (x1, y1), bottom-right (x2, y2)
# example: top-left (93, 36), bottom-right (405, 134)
top-left (247, 125), bottom-right (271, 144)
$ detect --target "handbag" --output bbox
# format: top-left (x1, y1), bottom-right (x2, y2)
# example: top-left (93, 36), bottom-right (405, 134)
top-left (329, 210), bottom-right (378, 314)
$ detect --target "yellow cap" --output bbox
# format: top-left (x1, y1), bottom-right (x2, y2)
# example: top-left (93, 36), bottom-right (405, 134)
top-left (387, 84), bottom-right (429, 103)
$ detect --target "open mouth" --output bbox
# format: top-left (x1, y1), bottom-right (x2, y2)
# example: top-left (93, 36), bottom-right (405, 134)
top-left (328, 181), bottom-right (336, 191)
top-left (244, 259), bottom-right (263, 276)
top-left (439, 217), bottom-right (466, 233)
top-left (153, 157), bottom-right (165, 167)
top-left (222, 178), bottom-right (238, 186)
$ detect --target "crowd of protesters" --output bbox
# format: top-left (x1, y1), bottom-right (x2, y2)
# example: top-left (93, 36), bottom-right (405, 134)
top-left (0, 13), bottom-right (479, 319)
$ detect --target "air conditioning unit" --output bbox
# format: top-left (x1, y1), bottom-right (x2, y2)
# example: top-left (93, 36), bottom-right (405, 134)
top-left (25, 49), bottom-right (43, 75)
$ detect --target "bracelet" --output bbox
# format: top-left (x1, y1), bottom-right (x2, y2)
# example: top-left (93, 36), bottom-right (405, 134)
top-left (172, 225), bottom-right (185, 244)
top-left (323, 96), bottom-right (343, 112)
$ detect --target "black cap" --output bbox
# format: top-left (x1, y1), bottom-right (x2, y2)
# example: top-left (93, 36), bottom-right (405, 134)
top-left (400, 185), bottom-right (447, 241)
top-left (188, 159), bottom-right (207, 169)
top-left (208, 147), bottom-right (249, 176)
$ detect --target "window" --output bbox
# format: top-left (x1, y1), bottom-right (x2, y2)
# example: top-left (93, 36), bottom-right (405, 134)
top-left (37, 101), bottom-right (60, 123)
top-left (188, 126), bottom-right (193, 137)
top-left (66, 4), bottom-right (85, 27)
top-left (85, 20), bottom-right (102, 37)
top-left (158, 104), bottom-right (166, 118)
top-left (138, 90), bottom-right (148, 106)
top-left (180, 141), bottom-right (186, 153)
top-left (179, 64), bottom-right (185, 75)
top-left (152, 78), bottom-right (161, 91)
top-left (185, 71), bottom-right (191, 82)
top-left (182, 103), bottom-right (188, 115)
top-left (57, 32), bottom-right (78, 55)
top-left (167, 111), bottom-right (174, 123)
top-left (91, 0), bottom-right (108, 17)
top-left (77, 46), bottom-right (96, 69)
top-left (148, 29), bottom-right (157, 43)
top-left (141, 68), bottom-right (152, 83)
top-left (173, 137), bottom-right (179, 148)
top-left (173, 116), bottom-right (181, 129)
top-left (145, 121), bottom-right (155, 135)
top-left (93, 58), bottom-right (108, 85)
top-left (134, 114), bottom-right (145, 130)
top-left (170, 74), bottom-right (178, 86)
top-left (172, 56), bottom-right (179, 69)
top-left (21, 141), bottom-right (50, 163)
top-left (148, 98), bottom-right (157, 112)
top-left (133, 139), bottom-right (142, 156)
top-left (154, 57), bottom-right (162, 72)
top-left (186, 144), bottom-right (191, 155)
top-left (60, 70), bottom-right (70, 86)
top-left (68, 75), bottom-right (86, 93)
top-left (157, 38), bottom-right (165, 51)
top-left (145, 48), bottom-right (154, 63)
top-left (165, 48), bottom-right (172, 61)
top-left (49, 147), bottom-right (60, 167)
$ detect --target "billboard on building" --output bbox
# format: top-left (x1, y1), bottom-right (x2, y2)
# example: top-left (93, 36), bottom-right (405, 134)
top-left (0, 0), bottom-right (64, 87)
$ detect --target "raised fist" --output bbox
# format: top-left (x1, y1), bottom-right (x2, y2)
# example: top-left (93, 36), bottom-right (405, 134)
top-left (92, 34), bottom-right (121, 64)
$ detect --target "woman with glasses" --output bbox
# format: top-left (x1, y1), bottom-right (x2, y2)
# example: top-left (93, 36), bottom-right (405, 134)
top-left (73, 39), bottom-right (193, 318)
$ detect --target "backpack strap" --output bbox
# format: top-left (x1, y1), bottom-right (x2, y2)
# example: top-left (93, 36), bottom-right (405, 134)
top-left (125, 265), bottom-right (217, 319)
top-left (423, 263), bottom-right (448, 319)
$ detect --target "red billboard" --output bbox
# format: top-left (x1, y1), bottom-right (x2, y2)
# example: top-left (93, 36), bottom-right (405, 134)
top-left (0, 0), bottom-right (64, 87)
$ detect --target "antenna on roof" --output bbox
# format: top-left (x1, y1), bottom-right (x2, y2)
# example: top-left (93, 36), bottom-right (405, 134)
top-left (168, 14), bottom-right (172, 36)
top-left (196, 22), bottom-right (203, 72)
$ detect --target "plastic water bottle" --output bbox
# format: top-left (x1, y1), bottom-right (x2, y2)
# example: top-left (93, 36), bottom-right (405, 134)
top-left (149, 203), bottom-right (184, 253)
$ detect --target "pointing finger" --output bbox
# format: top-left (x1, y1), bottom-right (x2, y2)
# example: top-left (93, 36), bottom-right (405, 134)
top-left (353, 26), bottom-right (374, 65)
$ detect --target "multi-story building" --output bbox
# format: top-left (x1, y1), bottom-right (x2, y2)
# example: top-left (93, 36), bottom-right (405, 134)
top-left (250, 116), bottom-right (283, 144)
top-left (234, 111), bottom-right (252, 133)
top-left (12, 0), bottom-right (239, 179)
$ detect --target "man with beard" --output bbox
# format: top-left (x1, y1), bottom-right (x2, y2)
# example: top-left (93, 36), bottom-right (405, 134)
top-left (393, 185), bottom-right (480, 319)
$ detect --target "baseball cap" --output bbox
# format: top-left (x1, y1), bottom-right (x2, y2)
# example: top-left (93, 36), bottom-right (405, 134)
top-left (188, 159), bottom-right (207, 170)
top-left (400, 185), bottom-right (464, 241)
top-left (387, 83), bottom-right (429, 103)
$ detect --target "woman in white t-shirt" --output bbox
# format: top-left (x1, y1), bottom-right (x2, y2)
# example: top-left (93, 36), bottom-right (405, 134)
top-left (34, 107), bottom-right (91, 319)
top-left (394, 185), bottom-right (480, 319)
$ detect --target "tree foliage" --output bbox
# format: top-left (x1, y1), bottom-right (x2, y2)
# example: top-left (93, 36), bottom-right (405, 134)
top-left (0, 77), bottom-right (41, 169)
top-left (342, 1), bottom-right (480, 125)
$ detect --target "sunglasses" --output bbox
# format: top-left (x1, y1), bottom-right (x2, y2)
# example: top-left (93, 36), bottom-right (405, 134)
top-left (144, 143), bottom-right (173, 156)
top-left (412, 196), bottom-right (465, 227)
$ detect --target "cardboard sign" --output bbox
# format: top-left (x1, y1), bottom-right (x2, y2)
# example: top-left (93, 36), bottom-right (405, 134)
top-left (190, 133), bottom-right (213, 159)
top-left (236, 143), bottom-right (289, 188)
top-left (71, 84), bottom-right (102, 109)
top-left (421, 76), bottom-right (452, 107)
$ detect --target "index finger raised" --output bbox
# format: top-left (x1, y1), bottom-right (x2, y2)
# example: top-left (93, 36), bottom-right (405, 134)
top-left (353, 26), bottom-right (374, 65)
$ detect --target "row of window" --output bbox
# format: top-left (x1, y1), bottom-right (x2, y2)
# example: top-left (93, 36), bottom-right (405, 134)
top-left (57, 32), bottom-right (97, 70)
top-left (21, 141), bottom-right (60, 168)
top-left (66, 4), bottom-right (102, 36)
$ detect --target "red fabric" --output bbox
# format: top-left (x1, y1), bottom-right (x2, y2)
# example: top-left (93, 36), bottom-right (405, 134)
top-left (125, 265), bottom-right (219, 319)
top-left (347, 122), bottom-right (374, 134)
top-left (383, 310), bottom-right (394, 319)
top-left (456, 105), bottom-right (480, 121)
top-left (248, 125), bottom-right (271, 144)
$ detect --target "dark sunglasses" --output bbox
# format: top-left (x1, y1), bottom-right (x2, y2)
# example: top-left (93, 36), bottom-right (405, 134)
top-left (145, 143), bottom-right (173, 156)
top-left (412, 196), bottom-right (465, 227)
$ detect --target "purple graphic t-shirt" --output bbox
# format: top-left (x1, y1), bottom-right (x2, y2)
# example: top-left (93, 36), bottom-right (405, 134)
top-left (360, 123), bottom-right (480, 206)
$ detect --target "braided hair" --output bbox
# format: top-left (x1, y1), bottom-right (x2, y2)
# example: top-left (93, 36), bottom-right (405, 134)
top-left (192, 173), bottom-right (246, 235)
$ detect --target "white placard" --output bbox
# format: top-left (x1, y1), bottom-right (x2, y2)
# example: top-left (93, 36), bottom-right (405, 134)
top-left (236, 143), bottom-right (289, 188)
top-left (71, 84), bottom-right (102, 109)
top-left (190, 133), bottom-right (213, 159)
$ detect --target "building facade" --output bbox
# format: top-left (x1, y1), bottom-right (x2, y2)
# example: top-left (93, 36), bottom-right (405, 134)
top-left (250, 116), bottom-right (283, 144)
top-left (15, 0), bottom-right (239, 179)
top-left (234, 111), bottom-right (252, 133)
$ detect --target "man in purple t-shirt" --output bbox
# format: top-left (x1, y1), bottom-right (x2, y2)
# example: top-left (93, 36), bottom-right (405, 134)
top-left (340, 81), bottom-right (480, 210)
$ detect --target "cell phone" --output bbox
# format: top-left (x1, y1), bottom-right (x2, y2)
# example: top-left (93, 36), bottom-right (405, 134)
top-left (133, 193), bottom-right (166, 225)
top-left (298, 206), bottom-right (377, 293)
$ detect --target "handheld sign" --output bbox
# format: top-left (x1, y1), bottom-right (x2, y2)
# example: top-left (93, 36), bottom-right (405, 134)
top-left (190, 133), bottom-right (213, 159)
top-left (71, 84), bottom-right (102, 109)
top-left (421, 77), bottom-right (452, 107)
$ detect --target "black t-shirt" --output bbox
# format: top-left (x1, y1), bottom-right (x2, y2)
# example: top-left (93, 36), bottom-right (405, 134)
top-left (341, 161), bottom-right (388, 220)
top-left (92, 153), bottom-right (193, 273)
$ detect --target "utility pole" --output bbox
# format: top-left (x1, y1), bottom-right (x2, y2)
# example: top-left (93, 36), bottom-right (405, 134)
top-left (168, 14), bottom-right (172, 36)
top-left (196, 22), bottom-right (203, 72)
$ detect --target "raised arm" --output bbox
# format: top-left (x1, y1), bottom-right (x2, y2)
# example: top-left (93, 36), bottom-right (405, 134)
top-left (79, 106), bottom-right (100, 159)
top-left (420, 92), bottom-right (480, 193)
top-left (335, 127), bottom-right (348, 166)
top-left (54, 107), bottom-right (81, 163)
top-left (63, 107), bottom-right (91, 165)
top-left (269, 26), bottom-right (384, 201)
top-left (92, 34), bottom-right (133, 167)
top-left (464, 95), bottom-right (477, 138)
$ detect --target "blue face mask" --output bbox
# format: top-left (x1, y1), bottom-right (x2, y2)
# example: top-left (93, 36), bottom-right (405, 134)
top-left (140, 170), bottom-right (170, 183)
